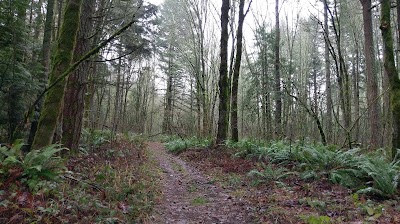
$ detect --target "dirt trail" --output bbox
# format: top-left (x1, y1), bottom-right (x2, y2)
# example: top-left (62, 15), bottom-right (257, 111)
top-left (147, 142), bottom-right (256, 224)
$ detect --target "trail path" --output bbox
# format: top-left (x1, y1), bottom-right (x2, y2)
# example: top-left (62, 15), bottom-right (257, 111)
top-left (148, 142), bottom-right (256, 224)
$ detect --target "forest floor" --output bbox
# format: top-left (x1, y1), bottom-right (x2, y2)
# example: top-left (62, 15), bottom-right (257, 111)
top-left (0, 138), bottom-right (160, 223)
top-left (2, 139), bottom-right (400, 223)
top-left (148, 142), bottom-right (400, 224)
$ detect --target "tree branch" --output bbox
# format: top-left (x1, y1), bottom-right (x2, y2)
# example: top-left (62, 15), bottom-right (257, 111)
top-left (25, 9), bottom-right (141, 124)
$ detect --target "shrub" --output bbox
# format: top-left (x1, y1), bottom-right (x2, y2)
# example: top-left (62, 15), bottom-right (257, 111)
top-left (82, 129), bottom-right (114, 149)
top-left (0, 141), bottom-right (66, 193)
top-left (356, 154), bottom-right (400, 197)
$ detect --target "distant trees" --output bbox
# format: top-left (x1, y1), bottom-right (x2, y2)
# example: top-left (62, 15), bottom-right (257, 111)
top-left (0, 0), bottom-right (36, 143)
top-left (2, 0), bottom-right (400, 155)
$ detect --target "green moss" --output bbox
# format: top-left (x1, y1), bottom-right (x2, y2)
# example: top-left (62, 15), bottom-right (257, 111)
top-left (32, 0), bottom-right (83, 150)
top-left (380, 0), bottom-right (400, 157)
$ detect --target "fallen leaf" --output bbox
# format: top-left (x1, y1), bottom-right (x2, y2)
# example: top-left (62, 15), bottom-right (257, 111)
top-left (16, 191), bottom-right (34, 208)
top-left (117, 202), bottom-right (129, 214)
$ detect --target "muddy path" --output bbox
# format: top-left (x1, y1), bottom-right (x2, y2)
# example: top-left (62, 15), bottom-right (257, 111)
top-left (147, 142), bottom-right (257, 224)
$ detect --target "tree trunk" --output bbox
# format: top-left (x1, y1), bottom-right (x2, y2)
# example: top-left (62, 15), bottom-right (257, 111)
top-left (352, 47), bottom-right (361, 142)
top-left (27, 0), bottom-right (55, 148)
top-left (360, 0), bottom-right (382, 149)
top-left (380, 0), bottom-right (400, 158)
top-left (323, 0), bottom-right (333, 143)
top-left (62, 0), bottom-right (95, 152)
top-left (312, 52), bottom-right (318, 139)
top-left (231, 0), bottom-right (247, 142)
top-left (397, 0), bottom-right (400, 67)
top-left (163, 46), bottom-right (174, 134)
top-left (32, 0), bottom-right (83, 150)
top-left (112, 54), bottom-right (122, 134)
top-left (216, 0), bottom-right (230, 145)
top-left (274, 0), bottom-right (282, 138)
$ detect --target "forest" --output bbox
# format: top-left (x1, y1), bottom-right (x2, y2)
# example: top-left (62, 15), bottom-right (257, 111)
top-left (1, 0), bottom-right (400, 223)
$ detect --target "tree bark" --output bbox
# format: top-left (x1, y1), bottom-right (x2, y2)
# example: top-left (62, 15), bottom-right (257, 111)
top-left (62, 0), bottom-right (95, 151)
top-left (380, 0), bottom-right (400, 158)
top-left (397, 0), bottom-right (400, 66)
top-left (112, 51), bottom-right (122, 134)
top-left (163, 45), bottom-right (174, 134)
top-left (216, 0), bottom-right (230, 145)
top-left (274, 0), bottom-right (282, 138)
top-left (323, 0), bottom-right (333, 143)
top-left (27, 0), bottom-right (55, 148)
top-left (230, 0), bottom-right (247, 142)
top-left (32, 0), bottom-right (83, 150)
top-left (360, 0), bottom-right (382, 149)
top-left (352, 47), bottom-right (361, 142)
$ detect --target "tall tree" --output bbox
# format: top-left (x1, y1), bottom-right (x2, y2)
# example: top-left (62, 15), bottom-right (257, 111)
top-left (62, 0), bottom-right (95, 151)
top-left (216, 0), bottom-right (230, 145)
top-left (32, 0), bottom-right (83, 149)
top-left (231, 0), bottom-right (250, 142)
top-left (380, 0), bottom-right (400, 157)
top-left (27, 0), bottom-right (56, 148)
top-left (360, 0), bottom-right (381, 149)
top-left (323, 0), bottom-right (333, 143)
top-left (274, 0), bottom-right (282, 138)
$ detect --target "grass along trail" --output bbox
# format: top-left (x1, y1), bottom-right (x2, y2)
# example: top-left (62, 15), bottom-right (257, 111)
top-left (148, 142), bottom-right (256, 223)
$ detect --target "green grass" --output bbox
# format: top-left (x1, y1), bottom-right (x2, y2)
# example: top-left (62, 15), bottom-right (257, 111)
top-left (191, 196), bottom-right (207, 205)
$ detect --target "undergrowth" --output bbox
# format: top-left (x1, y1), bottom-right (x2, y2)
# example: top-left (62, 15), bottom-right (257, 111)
top-left (165, 136), bottom-right (400, 198)
top-left (0, 131), bottom-right (160, 223)
top-left (231, 139), bottom-right (400, 198)
top-left (165, 136), bottom-right (212, 154)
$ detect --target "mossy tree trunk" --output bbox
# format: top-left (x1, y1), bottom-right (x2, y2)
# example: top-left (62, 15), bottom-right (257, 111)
top-left (215, 0), bottom-right (230, 145)
top-left (380, 0), bottom-right (400, 158)
top-left (62, 0), bottom-right (94, 152)
top-left (32, 0), bottom-right (83, 150)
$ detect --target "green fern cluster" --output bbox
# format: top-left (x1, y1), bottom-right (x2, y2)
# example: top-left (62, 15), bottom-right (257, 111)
top-left (227, 138), bottom-right (267, 158)
top-left (248, 163), bottom-right (293, 185)
top-left (82, 129), bottom-right (114, 149)
top-left (233, 139), bottom-right (400, 198)
top-left (0, 141), bottom-right (66, 192)
top-left (165, 137), bottom-right (212, 153)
